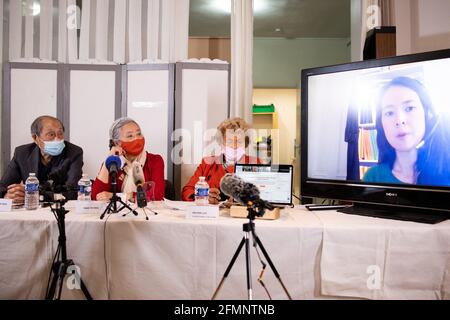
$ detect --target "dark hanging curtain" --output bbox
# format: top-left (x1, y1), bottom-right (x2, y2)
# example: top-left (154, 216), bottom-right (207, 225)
top-left (345, 104), bottom-right (360, 181)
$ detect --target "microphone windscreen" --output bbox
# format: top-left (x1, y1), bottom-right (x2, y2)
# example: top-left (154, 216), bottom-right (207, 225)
top-left (105, 155), bottom-right (122, 171)
top-left (132, 163), bottom-right (145, 186)
top-left (220, 173), bottom-right (245, 203)
top-left (220, 173), bottom-right (262, 205)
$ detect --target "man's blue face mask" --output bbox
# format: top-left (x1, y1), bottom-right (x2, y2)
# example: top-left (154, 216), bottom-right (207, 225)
top-left (43, 140), bottom-right (66, 156)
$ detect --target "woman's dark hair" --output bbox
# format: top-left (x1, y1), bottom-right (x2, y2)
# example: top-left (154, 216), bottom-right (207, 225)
top-left (376, 76), bottom-right (450, 186)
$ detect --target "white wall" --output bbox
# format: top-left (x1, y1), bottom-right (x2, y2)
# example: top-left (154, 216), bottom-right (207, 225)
top-left (253, 37), bottom-right (351, 88)
top-left (306, 72), bottom-right (355, 181)
top-left (252, 89), bottom-right (297, 166)
top-left (351, 0), bottom-right (363, 62)
top-left (396, 0), bottom-right (450, 55)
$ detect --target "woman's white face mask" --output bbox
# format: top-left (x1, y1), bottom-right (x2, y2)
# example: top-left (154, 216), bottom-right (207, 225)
top-left (223, 146), bottom-right (246, 163)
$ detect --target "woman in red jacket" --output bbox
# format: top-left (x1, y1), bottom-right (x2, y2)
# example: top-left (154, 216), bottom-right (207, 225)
top-left (92, 117), bottom-right (165, 201)
top-left (182, 117), bottom-right (260, 204)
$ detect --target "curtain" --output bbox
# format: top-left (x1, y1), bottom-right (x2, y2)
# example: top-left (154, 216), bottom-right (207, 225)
top-left (380, 0), bottom-right (395, 26)
top-left (160, 0), bottom-right (189, 63)
top-left (113, 0), bottom-right (126, 63)
top-left (230, 0), bottom-right (253, 123)
top-left (24, 0), bottom-right (34, 58)
top-left (146, 0), bottom-right (160, 61)
top-left (5, 0), bottom-right (189, 63)
top-left (95, 0), bottom-right (109, 61)
top-left (357, 0), bottom-right (395, 61)
top-left (57, 0), bottom-right (67, 62)
top-left (40, 0), bottom-right (53, 60)
top-left (9, 0), bottom-right (21, 60)
top-left (128, 0), bottom-right (143, 62)
top-left (79, 0), bottom-right (91, 60)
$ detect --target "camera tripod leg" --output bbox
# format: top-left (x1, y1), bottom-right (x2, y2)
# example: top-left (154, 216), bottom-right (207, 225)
top-left (46, 259), bottom-right (93, 300)
top-left (212, 237), bottom-right (246, 300)
top-left (79, 278), bottom-right (93, 300)
top-left (244, 232), bottom-right (253, 300)
top-left (252, 232), bottom-right (292, 300)
top-left (46, 261), bottom-right (63, 300)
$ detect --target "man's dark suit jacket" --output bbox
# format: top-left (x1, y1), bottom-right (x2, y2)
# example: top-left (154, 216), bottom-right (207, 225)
top-left (0, 142), bottom-right (83, 200)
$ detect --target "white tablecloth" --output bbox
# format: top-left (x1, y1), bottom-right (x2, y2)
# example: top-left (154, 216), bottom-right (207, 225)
top-left (0, 202), bottom-right (449, 300)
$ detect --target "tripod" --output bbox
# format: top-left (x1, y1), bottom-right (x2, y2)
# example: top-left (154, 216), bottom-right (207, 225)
top-left (46, 200), bottom-right (93, 300)
top-left (212, 204), bottom-right (292, 300)
top-left (100, 175), bottom-right (137, 220)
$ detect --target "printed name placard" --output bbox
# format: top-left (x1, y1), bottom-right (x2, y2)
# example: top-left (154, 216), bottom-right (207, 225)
top-left (186, 205), bottom-right (219, 219)
top-left (75, 201), bottom-right (107, 214)
top-left (0, 199), bottom-right (13, 212)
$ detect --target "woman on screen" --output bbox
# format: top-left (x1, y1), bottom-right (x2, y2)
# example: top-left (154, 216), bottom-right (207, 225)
top-left (92, 117), bottom-right (165, 201)
top-left (363, 76), bottom-right (450, 186)
top-left (182, 117), bottom-right (260, 204)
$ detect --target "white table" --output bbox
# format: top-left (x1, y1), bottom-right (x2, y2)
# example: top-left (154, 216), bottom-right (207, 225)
top-left (1, 202), bottom-right (449, 300)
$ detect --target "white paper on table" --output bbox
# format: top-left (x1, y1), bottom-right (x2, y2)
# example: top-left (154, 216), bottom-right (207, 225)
top-left (162, 199), bottom-right (195, 211)
top-left (75, 201), bottom-right (108, 214)
top-left (0, 199), bottom-right (13, 212)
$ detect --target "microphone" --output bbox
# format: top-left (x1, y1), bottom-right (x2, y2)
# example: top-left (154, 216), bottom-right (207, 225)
top-left (132, 163), bottom-right (147, 208)
top-left (220, 173), bottom-right (274, 212)
top-left (105, 155), bottom-right (122, 178)
top-left (132, 163), bottom-right (145, 188)
top-left (39, 180), bottom-right (70, 203)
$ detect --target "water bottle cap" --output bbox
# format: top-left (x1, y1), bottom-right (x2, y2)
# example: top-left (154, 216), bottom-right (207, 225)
top-left (199, 176), bottom-right (206, 181)
top-left (82, 173), bottom-right (89, 179)
top-left (30, 173), bottom-right (36, 177)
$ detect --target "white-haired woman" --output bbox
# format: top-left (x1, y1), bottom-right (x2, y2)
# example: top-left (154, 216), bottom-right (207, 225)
top-left (182, 117), bottom-right (260, 204)
top-left (92, 117), bottom-right (165, 201)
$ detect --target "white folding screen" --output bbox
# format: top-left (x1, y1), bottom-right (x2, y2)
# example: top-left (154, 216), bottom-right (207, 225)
top-left (174, 63), bottom-right (231, 199)
top-left (2, 64), bottom-right (60, 171)
top-left (66, 66), bottom-right (121, 180)
top-left (125, 64), bottom-right (175, 182)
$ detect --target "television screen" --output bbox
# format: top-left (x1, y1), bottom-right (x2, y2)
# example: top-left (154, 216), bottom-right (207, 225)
top-left (301, 49), bottom-right (450, 221)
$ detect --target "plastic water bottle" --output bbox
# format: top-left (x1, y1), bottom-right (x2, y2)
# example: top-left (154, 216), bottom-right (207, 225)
top-left (78, 174), bottom-right (92, 201)
top-left (195, 176), bottom-right (209, 205)
top-left (25, 173), bottom-right (40, 210)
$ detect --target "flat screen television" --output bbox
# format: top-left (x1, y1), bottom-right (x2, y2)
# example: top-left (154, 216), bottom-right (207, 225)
top-left (301, 49), bottom-right (450, 223)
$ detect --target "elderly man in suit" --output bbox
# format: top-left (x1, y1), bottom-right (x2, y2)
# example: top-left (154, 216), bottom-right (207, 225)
top-left (0, 115), bottom-right (84, 203)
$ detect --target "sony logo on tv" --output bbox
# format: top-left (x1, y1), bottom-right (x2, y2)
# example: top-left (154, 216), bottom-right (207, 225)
top-left (385, 192), bottom-right (398, 197)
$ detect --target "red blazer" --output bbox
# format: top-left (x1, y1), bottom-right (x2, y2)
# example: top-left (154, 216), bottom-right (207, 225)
top-left (182, 155), bottom-right (260, 201)
top-left (92, 152), bottom-right (165, 201)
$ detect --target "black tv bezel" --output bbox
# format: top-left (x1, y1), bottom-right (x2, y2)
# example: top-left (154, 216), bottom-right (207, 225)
top-left (300, 48), bottom-right (450, 213)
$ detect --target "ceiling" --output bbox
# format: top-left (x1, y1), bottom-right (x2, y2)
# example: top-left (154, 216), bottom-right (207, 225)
top-left (189, 0), bottom-right (351, 39)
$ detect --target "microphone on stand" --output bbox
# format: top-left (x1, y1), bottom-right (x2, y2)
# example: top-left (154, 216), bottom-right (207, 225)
top-left (132, 164), bottom-right (147, 209)
top-left (105, 155), bottom-right (122, 178)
